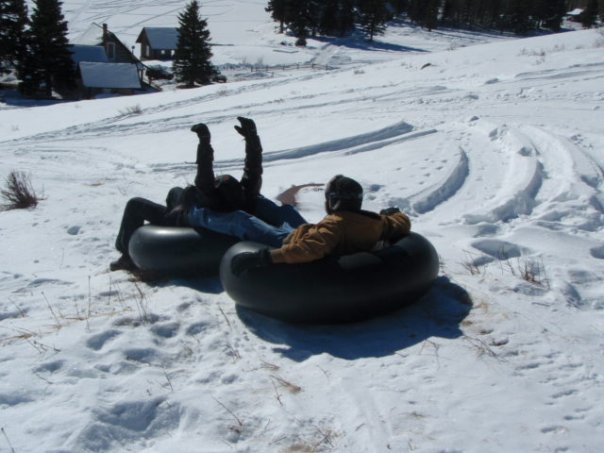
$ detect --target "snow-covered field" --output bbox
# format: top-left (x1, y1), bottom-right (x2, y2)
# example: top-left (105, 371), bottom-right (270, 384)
top-left (1, 2), bottom-right (604, 452)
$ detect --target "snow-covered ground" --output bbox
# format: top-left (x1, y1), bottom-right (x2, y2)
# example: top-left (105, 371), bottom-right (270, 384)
top-left (2, 2), bottom-right (604, 452)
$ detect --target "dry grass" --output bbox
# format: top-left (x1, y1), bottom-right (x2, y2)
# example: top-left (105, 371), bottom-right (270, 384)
top-left (462, 247), bottom-right (550, 289)
top-left (505, 257), bottom-right (550, 289)
top-left (119, 104), bottom-right (142, 116)
top-left (1, 171), bottom-right (40, 211)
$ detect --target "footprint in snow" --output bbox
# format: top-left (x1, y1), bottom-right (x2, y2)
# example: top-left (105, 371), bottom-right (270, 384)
top-left (86, 329), bottom-right (122, 351)
top-left (150, 322), bottom-right (180, 338)
top-left (471, 238), bottom-right (528, 260)
top-left (589, 245), bottom-right (604, 259)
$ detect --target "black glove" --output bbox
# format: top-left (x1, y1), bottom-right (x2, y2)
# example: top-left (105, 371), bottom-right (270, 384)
top-left (234, 117), bottom-right (257, 139)
top-left (380, 207), bottom-right (400, 216)
top-left (191, 123), bottom-right (211, 140)
top-left (231, 249), bottom-right (271, 276)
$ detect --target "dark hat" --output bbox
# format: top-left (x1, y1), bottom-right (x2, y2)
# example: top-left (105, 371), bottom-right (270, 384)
top-left (324, 175), bottom-right (363, 213)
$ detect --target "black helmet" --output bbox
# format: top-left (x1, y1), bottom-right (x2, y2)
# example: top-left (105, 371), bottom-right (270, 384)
top-left (324, 175), bottom-right (363, 213)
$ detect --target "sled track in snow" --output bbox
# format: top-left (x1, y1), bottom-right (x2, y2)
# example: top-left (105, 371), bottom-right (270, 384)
top-left (396, 120), bottom-right (604, 238)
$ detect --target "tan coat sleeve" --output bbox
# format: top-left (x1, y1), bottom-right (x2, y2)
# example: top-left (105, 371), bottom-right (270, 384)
top-left (270, 219), bottom-right (341, 264)
top-left (381, 211), bottom-right (412, 240)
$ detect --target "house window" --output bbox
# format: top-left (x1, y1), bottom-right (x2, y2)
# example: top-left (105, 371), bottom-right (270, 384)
top-left (107, 42), bottom-right (116, 60)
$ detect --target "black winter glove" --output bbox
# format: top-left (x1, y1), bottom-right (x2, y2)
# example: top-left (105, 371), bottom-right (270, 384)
top-left (380, 207), bottom-right (401, 216)
top-left (231, 249), bottom-right (272, 276)
top-left (191, 123), bottom-right (211, 140)
top-left (234, 117), bottom-right (257, 139)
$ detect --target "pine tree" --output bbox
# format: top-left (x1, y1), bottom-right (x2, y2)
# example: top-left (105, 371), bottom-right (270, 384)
top-left (582, 0), bottom-right (599, 28)
top-left (423, 0), bottom-right (439, 31)
top-left (285, 0), bottom-right (313, 46)
top-left (390, 0), bottom-right (408, 15)
top-left (173, 1), bottom-right (217, 87)
top-left (441, 0), bottom-right (457, 24)
top-left (0, 0), bottom-right (28, 72)
top-left (266, 0), bottom-right (287, 33)
top-left (357, 0), bottom-right (389, 41)
top-left (507, 0), bottom-right (533, 34)
top-left (335, 0), bottom-right (356, 36)
top-left (407, 0), bottom-right (424, 23)
top-left (22, 0), bottom-right (75, 97)
top-left (541, 0), bottom-right (566, 32)
top-left (337, 0), bottom-right (355, 36)
top-left (487, 0), bottom-right (504, 28)
top-left (319, 0), bottom-right (339, 35)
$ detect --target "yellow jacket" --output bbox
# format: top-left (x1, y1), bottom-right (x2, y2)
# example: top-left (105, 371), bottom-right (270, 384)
top-left (270, 210), bottom-right (411, 264)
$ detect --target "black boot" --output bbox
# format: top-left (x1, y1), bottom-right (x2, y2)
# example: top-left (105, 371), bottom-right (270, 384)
top-left (110, 254), bottom-right (136, 272)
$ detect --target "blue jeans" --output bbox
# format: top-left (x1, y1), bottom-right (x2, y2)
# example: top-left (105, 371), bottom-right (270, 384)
top-left (187, 197), bottom-right (307, 247)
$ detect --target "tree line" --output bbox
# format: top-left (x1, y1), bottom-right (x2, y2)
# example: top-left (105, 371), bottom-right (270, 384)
top-left (0, 0), bottom-right (76, 97)
top-left (266, 0), bottom-right (603, 42)
top-left (0, 0), bottom-right (220, 97)
top-left (2, 0), bottom-right (602, 99)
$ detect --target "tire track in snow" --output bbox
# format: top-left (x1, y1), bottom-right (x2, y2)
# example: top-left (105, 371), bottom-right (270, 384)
top-left (411, 148), bottom-right (469, 215)
top-left (460, 123), bottom-right (544, 225)
top-left (150, 120), bottom-right (420, 173)
top-left (399, 120), bottom-right (540, 225)
top-left (521, 125), bottom-right (604, 222)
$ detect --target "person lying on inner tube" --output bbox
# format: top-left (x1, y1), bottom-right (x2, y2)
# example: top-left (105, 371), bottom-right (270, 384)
top-left (230, 175), bottom-right (411, 275)
top-left (111, 117), bottom-right (275, 272)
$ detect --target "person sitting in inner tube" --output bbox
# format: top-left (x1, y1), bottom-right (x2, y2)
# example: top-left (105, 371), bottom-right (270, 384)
top-left (230, 175), bottom-right (411, 275)
top-left (110, 117), bottom-right (306, 271)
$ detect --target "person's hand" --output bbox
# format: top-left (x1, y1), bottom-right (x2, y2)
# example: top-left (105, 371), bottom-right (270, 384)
top-left (164, 205), bottom-right (186, 226)
top-left (191, 123), bottom-right (210, 140)
top-left (234, 117), bottom-right (257, 138)
top-left (380, 207), bottom-right (400, 216)
top-left (231, 249), bottom-right (271, 276)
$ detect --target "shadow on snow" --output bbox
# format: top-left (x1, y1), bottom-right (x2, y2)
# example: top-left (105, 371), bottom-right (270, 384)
top-left (236, 276), bottom-right (472, 361)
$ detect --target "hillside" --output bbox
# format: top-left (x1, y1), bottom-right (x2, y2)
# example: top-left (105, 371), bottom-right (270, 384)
top-left (1, 3), bottom-right (604, 452)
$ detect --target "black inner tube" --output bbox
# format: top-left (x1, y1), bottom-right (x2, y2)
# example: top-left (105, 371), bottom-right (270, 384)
top-left (220, 232), bottom-right (439, 324)
top-left (129, 225), bottom-right (238, 275)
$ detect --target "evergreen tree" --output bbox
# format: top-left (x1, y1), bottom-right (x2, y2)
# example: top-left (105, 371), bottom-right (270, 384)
top-left (390, 0), bottom-right (408, 15)
top-left (0, 0), bottom-right (28, 72)
top-left (408, 0), bottom-right (438, 30)
top-left (582, 0), bottom-right (599, 28)
top-left (285, 0), bottom-right (313, 46)
top-left (441, 0), bottom-right (457, 24)
top-left (407, 0), bottom-right (425, 23)
top-left (335, 0), bottom-right (356, 36)
top-left (542, 0), bottom-right (566, 32)
top-left (357, 0), bottom-right (389, 41)
top-left (173, 1), bottom-right (217, 87)
top-left (319, 0), bottom-right (340, 35)
top-left (423, 0), bottom-right (439, 31)
top-left (266, 0), bottom-right (287, 33)
top-left (507, 0), bottom-right (533, 34)
top-left (487, 0), bottom-right (504, 28)
top-left (22, 0), bottom-right (75, 97)
top-left (317, 0), bottom-right (354, 36)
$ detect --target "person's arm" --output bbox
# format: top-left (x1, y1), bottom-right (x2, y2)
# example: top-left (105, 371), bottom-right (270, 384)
top-left (191, 123), bottom-right (216, 196)
top-left (235, 117), bottom-right (263, 203)
top-left (269, 221), bottom-right (340, 264)
top-left (230, 218), bottom-right (341, 275)
top-left (380, 208), bottom-right (412, 242)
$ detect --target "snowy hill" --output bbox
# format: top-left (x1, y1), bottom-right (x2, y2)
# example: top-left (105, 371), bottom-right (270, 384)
top-left (1, 2), bottom-right (604, 452)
